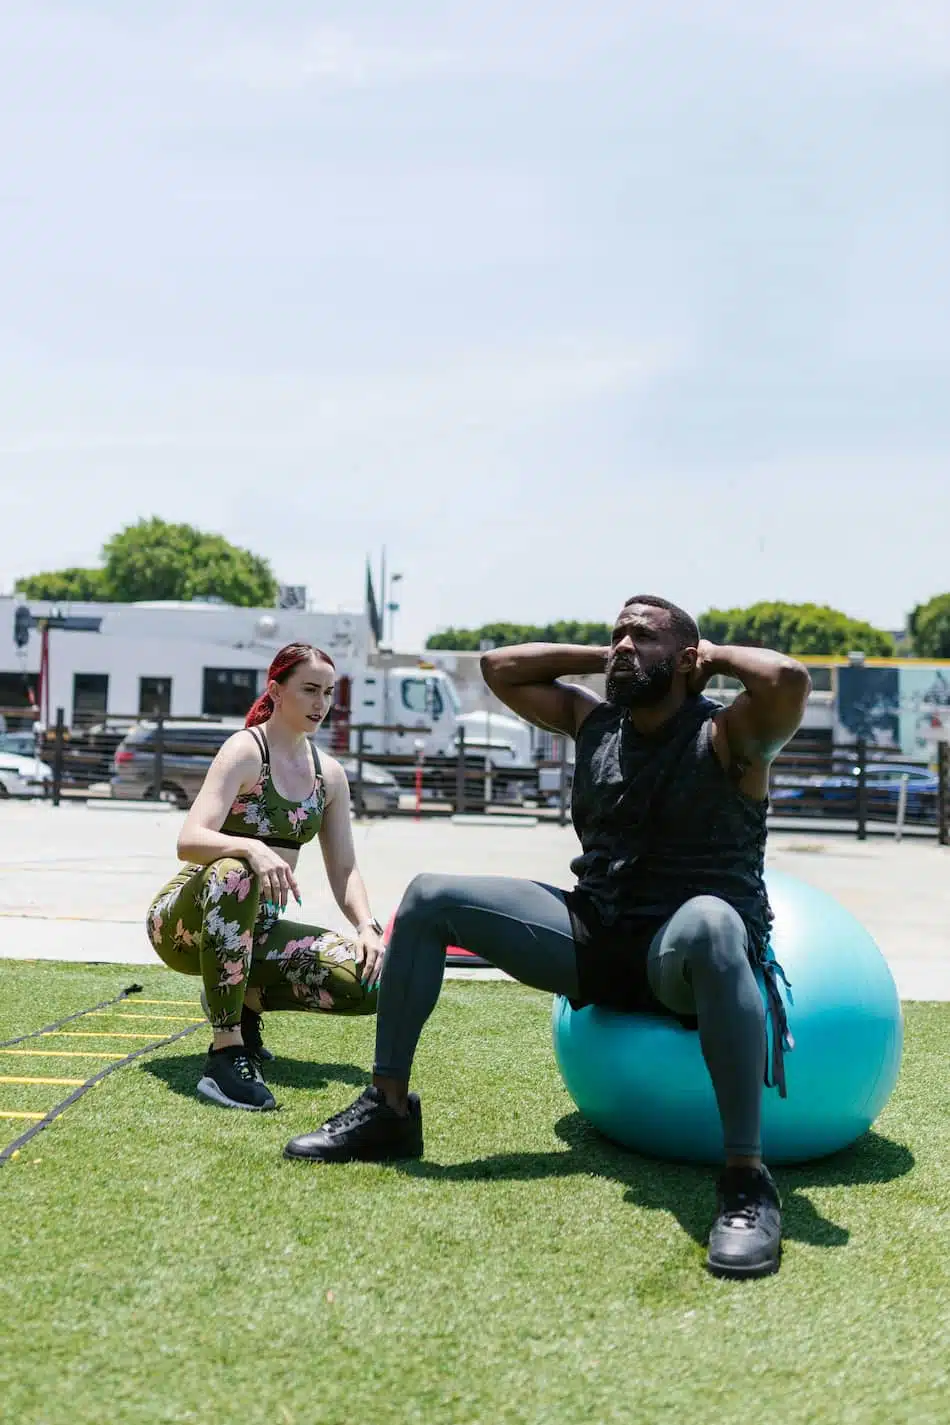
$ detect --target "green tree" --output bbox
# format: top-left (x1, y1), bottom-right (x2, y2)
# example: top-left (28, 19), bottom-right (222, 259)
top-left (426, 620), bottom-right (612, 651)
top-left (697, 601), bottom-right (895, 656)
top-left (17, 520), bottom-right (279, 608)
top-left (909, 594), bottom-right (950, 658)
top-left (427, 603), bottom-right (896, 656)
top-left (15, 567), bottom-right (111, 601)
top-left (103, 519), bottom-right (278, 606)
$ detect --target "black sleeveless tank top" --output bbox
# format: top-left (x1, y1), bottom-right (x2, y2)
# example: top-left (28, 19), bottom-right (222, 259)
top-left (565, 695), bottom-right (790, 1093)
top-left (569, 694), bottom-right (772, 952)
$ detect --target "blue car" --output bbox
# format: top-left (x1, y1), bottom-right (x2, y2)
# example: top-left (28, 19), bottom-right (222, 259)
top-left (771, 762), bottom-right (939, 819)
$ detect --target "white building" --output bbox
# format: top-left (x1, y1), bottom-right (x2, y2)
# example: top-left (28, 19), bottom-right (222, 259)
top-left (0, 597), bottom-right (372, 727)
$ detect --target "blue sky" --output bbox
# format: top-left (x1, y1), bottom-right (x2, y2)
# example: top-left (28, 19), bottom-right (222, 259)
top-left (1, 2), bottom-right (948, 645)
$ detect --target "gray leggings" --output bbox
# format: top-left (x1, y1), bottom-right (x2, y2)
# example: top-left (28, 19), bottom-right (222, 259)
top-left (375, 874), bottom-right (766, 1159)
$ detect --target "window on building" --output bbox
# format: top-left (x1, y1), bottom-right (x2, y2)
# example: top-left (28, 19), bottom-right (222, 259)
top-left (73, 673), bottom-right (109, 726)
top-left (0, 672), bottom-right (39, 719)
top-left (139, 677), bottom-right (172, 718)
top-left (202, 668), bottom-right (258, 718)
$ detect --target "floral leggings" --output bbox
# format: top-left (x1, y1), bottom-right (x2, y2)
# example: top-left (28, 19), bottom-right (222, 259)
top-left (146, 858), bottom-right (377, 1029)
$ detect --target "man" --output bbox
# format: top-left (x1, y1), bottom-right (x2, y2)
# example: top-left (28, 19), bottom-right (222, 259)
top-left (284, 595), bottom-right (810, 1279)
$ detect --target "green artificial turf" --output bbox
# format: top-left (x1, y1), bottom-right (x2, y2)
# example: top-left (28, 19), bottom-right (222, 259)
top-left (0, 961), bottom-right (947, 1425)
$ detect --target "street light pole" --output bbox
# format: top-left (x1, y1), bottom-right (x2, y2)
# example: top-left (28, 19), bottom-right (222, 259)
top-left (387, 571), bottom-right (403, 648)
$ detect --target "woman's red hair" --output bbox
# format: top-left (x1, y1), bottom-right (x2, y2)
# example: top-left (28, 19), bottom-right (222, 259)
top-left (245, 643), bottom-right (336, 727)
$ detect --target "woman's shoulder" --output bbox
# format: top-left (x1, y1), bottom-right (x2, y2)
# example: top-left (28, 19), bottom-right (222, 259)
top-left (312, 747), bottom-right (345, 789)
top-left (213, 729), bottom-right (266, 778)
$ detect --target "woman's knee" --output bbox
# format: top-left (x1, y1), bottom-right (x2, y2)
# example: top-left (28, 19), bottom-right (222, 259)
top-left (350, 984), bottom-right (378, 1016)
top-left (206, 856), bottom-right (253, 881)
top-left (323, 968), bottom-right (378, 1016)
top-left (202, 858), bottom-right (259, 906)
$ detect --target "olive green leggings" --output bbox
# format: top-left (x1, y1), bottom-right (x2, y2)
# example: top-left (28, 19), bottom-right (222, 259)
top-left (146, 858), bottom-right (377, 1029)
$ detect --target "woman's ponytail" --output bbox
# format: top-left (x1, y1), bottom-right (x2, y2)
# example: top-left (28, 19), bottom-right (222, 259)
top-left (245, 692), bottom-right (275, 728)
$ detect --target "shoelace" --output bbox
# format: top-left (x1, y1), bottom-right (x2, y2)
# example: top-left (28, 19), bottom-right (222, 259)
top-left (720, 1190), bottom-right (761, 1229)
top-left (229, 1052), bottom-right (258, 1083)
top-left (322, 1093), bottom-right (377, 1133)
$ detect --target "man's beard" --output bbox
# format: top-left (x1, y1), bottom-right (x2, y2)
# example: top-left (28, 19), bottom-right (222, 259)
top-left (606, 655), bottom-right (677, 710)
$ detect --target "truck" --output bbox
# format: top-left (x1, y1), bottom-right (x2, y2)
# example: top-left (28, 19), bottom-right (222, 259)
top-left (336, 663), bottom-right (536, 802)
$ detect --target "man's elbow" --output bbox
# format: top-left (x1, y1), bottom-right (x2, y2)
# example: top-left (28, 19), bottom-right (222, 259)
top-left (778, 658), bottom-right (812, 704)
top-left (480, 649), bottom-right (504, 686)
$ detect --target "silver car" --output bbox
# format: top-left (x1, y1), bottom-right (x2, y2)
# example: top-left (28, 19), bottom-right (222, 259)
top-left (110, 720), bottom-right (400, 814)
top-left (0, 740), bottom-right (54, 798)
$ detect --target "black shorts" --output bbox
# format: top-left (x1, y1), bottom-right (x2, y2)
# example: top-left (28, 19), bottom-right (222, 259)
top-left (564, 888), bottom-right (698, 1028)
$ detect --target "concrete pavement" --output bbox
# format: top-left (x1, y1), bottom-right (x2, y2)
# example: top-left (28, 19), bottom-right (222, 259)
top-left (0, 800), bottom-right (947, 999)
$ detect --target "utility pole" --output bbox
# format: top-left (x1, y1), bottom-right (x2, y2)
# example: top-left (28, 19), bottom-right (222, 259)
top-left (388, 571), bottom-right (403, 647)
top-left (13, 605), bottom-right (102, 725)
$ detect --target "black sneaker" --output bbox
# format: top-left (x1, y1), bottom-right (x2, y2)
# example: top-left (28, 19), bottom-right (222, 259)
top-left (707, 1165), bottom-right (782, 1279)
top-left (283, 1086), bottom-right (423, 1163)
top-left (197, 1045), bottom-right (277, 1112)
top-left (199, 992), bottom-right (274, 1068)
top-left (240, 1005), bottom-right (275, 1068)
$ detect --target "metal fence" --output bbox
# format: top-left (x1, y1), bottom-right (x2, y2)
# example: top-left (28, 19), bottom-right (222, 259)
top-left (3, 706), bottom-right (949, 839)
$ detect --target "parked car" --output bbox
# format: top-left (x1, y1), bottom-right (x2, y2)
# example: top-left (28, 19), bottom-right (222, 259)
top-left (0, 747), bottom-right (53, 798)
top-left (336, 758), bottom-right (402, 815)
top-left (110, 721), bottom-right (400, 814)
top-left (0, 731), bottom-right (40, 759)
top-left (770, 762), bottom-right (939, 820)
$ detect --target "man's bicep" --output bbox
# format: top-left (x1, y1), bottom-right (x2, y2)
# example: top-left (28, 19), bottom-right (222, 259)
top-left (722, 690), bottom-right (803, 763)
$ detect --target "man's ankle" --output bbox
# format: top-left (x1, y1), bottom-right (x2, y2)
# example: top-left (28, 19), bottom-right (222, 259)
top-left (372, 1074), bottom-right (410, 1115)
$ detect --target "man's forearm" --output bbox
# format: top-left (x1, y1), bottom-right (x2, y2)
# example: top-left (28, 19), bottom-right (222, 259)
top-left (706, 644), bottom-right (810, 700)
top-left (481, 643), bottom-right (607, 688)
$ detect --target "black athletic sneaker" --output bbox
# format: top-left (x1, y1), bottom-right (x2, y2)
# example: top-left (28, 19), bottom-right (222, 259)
top-left (707, 1165), bottom-right (782, 1279)
top-left (197, 1045), bottom-right (277, 1112)
top-left (199, 992), bottom-right (274, 1068)
top-left (240, 1005), bottom-right (275, 1067)
top-left (283, 1086), bottom-right (423, 1163)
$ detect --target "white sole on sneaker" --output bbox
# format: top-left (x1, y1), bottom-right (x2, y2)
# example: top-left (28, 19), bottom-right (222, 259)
top-left (196, 1076), bottom-right (276, 1112)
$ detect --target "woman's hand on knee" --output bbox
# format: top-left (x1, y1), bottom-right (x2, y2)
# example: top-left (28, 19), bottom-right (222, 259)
top-left (245, 842), bottom-right (300, 912)
top-left (355, 926), bottom-right (386, 990)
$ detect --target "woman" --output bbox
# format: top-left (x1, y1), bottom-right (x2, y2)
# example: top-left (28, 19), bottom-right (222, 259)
top-left (146, 642), bottom-right (386, 1111)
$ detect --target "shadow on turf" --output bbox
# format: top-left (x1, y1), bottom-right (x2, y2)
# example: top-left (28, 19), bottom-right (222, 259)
top-left (395, 1112), bottom-right (915, 1249)
top-left (141, 1053), bottom-right (369, 1098)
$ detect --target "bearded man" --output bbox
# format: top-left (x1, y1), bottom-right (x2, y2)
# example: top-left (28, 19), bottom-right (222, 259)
top-left (284, 595), bottom-right (811, 1280)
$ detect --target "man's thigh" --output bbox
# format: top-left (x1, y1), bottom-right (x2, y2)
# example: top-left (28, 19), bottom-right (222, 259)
top-left (407, 873), bottom-right (579, 999)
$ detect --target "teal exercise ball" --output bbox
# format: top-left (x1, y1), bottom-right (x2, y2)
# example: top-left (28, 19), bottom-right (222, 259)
top-left (552, 869), bottom-right (903, 1166)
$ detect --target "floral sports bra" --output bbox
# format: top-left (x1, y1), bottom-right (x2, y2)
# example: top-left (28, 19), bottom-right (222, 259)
top-left (220, 726), bottom-right (326, 850)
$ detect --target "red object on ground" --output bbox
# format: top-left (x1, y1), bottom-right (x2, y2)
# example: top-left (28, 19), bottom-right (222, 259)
top-left (383, 915), bottom-right (490, 969)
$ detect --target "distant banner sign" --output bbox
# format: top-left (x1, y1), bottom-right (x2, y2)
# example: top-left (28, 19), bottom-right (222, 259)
top-left (278, 585), bottom-right (307, 610)
top-left (835, 665), bottom-right (950, 759)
